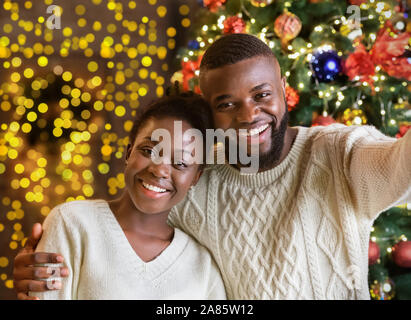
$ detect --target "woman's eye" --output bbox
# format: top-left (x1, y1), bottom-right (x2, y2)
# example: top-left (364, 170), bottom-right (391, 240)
top-left (141, 148), bottom-right (154, 156)
top-left (174, 161), bottom-right (187, 169)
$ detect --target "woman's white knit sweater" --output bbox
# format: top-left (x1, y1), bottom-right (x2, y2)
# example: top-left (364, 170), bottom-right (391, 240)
top-left (168, 124), bottom-right (411, 300)
top-left (29, 200), bottom-right (227, 300)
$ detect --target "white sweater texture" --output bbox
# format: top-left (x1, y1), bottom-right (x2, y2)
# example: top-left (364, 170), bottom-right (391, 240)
top-left (30, 200), bottom-right (227, 300)
top-left (168, 124), bottom-right (411, 299)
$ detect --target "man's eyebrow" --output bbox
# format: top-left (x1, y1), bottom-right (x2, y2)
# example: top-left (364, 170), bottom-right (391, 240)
top-left (213, 94), bottom-right (232, 103)
top-left (249, 83), bottom-right (271, 93)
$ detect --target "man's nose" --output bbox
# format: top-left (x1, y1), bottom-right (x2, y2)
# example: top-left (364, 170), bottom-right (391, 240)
top-left (236, 101), bottom-right (259, 124)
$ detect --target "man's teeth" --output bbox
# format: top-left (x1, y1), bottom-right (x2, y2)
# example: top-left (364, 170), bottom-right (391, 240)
top-left (142, 182), bottom-right (167, 193)
top-left (247, 124), bottom-right (269, 136)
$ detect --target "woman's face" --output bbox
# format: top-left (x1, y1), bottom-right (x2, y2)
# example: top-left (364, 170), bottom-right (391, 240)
top-left (124, 117), bottom-right (202, 215)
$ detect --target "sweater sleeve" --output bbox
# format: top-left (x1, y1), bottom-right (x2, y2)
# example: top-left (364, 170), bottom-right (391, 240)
top-left (342, 125), bottom-right (411, 220)
top-left (28, 205), bottom-right (80, 300)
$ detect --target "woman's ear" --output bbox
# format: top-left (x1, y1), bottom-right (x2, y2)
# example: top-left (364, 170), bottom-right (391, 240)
top-left (125, 143), bottom-right (132, 165)
top-left (191, 168), bottom-right (204, 187)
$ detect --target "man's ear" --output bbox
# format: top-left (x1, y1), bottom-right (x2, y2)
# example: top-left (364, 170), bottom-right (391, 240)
top-left (125, 143), bottom-right (132, 165)
top-left (281, 76), bottom-right (287, 96)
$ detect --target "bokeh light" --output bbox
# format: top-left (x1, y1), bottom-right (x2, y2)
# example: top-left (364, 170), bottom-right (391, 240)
top-left (0, 0), bottom-right (194, 298)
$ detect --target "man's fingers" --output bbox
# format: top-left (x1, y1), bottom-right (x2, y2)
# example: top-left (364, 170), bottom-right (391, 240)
top-left (14, 266), bottom-right (69, 280)
top-left (14, 279), bottom-right (62, 293)
top-left (17, 292), bottom-right (39, 300)
top-left (25, 223), bottom-right (43, 250)
top-left (14, 252), bottom-right (64, 267)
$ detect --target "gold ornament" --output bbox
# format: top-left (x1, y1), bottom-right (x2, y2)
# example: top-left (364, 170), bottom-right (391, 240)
top-left (250, 0), bottom-right (274, 7)
top-left (274, 11), bottom-right (302, 47)
top-left (370, 278), bottom-right (395, 300)
top-left (341, 108), bottom-right (367, 126)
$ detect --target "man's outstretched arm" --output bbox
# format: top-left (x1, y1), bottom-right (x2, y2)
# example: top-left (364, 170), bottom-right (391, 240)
top-left (13, 223), bottom-right (69, 300)
top-left (343, 125), bottom-right (411, 219)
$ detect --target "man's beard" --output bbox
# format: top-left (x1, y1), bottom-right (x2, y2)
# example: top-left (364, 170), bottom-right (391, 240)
top-left (258, 107), bottom-right (289, 171)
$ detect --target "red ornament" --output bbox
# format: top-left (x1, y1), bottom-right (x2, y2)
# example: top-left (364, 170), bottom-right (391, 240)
top-left (370, 21), bottom-right (411, 81)
top-left (396, 124), bottom-right (411, 138)
top-left (368, 241), bottom-right (380, 265)
top-left (181, 55), bottom-right (203, 91)
top-left (203, 0), bottom-right (226, 12)
top-left (311, 114), bottom-right (336, 126)
top-left (274, 11), bottom-right (302, 46)
top-left (392, 241), bottom-right (411, 268)
top-left (348, 0), bottom-right (367, 5)
top-left (285, 86), bottom-right (300, 111)
top-left (344, 42), bottom-right (375, 85)
top-left (223, 16), bottom-right (246, 34)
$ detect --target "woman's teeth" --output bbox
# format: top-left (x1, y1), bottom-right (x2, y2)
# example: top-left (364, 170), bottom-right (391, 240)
top-left (247, 124), bottom-right (269, 136)
top-left (142, 182), bottom-right (167, 193)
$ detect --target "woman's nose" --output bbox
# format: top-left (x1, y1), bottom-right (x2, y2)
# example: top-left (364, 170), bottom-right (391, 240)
top-left (147, 162), bottom-right (171, 179)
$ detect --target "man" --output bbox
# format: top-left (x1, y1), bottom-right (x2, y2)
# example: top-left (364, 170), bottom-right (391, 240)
top-left (13, 34), bottom-right (411, 300)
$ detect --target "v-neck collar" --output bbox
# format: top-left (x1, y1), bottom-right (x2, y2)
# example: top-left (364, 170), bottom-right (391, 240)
top-left (94, 199), bottom-right (189, 280)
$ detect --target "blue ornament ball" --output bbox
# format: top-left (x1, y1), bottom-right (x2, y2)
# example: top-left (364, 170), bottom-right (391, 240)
top-left (188, 40), bottom-right (200, 50)
top-left (310, 47), bottom-right (342, 83)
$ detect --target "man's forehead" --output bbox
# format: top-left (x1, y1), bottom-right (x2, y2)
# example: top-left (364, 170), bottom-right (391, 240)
top-left (200, 56), bottom-right (280, 97)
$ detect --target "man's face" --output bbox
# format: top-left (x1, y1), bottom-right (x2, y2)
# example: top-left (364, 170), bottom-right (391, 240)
top-left (200, 56), bottom-right (289, 169)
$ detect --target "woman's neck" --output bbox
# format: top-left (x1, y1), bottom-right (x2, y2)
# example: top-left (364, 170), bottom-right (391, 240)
top-left (107, 192), bottom-right (174, 241)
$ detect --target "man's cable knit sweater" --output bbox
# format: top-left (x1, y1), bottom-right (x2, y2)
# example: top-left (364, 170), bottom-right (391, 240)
top-left (168, 124), bottom-right (411, 300)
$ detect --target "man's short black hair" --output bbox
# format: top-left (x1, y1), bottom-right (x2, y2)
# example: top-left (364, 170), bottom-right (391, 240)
top-left (200, 33), bottom-right (275, 72)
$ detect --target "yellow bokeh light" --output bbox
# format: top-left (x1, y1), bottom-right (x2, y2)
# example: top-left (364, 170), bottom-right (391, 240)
top-left (14, 163), bottom-right (24, 174)
top-left (10, 72), bottom-right (21, 82)
top-left (157, 6), bottom-right (167, 17)
top-left (0, 163), bottom-right (6, 175)
top-left (98, 163), bottom-right (110, 174)
top-left (62, 71), bottom-right (73, 82)
top-left (166, 27), bottom-right (176, 37)
top-left (20, 178), bottom-right (30, 188)
top-left (179, 5), bottom-right (190, 15)
top-left (75, 4), bottom-right (86, 15)
top-left (37, 56), bottom-right (48, 67)
top-left (141, 56), bottom-right (152, 67)
top-left (21, 123), bottom-right (32, 133)
top-left (87, 61), bottom-right (98, 72)
top-left (11, 57), bottom-right (22, 67)
top-left (181, 18), bottom-right (191, 28)
top-left (27, 111), bottom-right (38, 122)
top-left (0, 257), bottom-right (9, 267)
top-left (38, 103), bottom-right (48, 113)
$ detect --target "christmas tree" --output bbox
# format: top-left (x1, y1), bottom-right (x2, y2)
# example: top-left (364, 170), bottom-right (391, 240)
top-left (172, 0), bottom-right (411, 300)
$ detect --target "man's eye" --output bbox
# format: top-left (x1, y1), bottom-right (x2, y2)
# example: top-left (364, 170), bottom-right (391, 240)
top-left (216, 102), bottom-right (234, 110)
top-left (255, 92), bottom-right (270, 100)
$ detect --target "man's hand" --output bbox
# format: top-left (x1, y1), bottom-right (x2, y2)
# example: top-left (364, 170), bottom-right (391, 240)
top-left (13, 223), bottom-right (69, 300)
